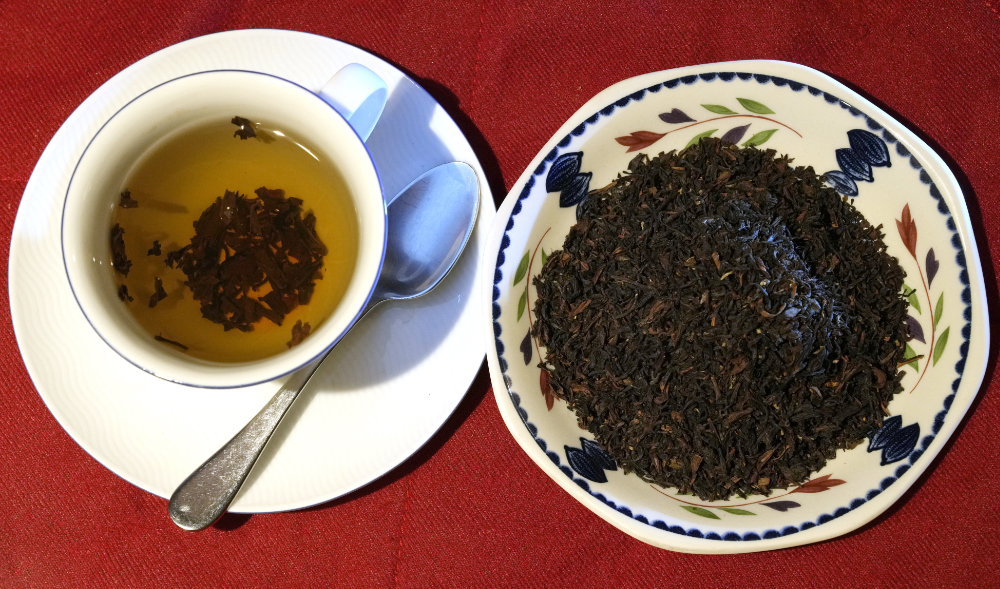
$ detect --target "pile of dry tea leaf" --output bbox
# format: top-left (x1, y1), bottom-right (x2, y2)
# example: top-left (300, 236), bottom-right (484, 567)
top-left (532, 138), bottom-right (910, 501)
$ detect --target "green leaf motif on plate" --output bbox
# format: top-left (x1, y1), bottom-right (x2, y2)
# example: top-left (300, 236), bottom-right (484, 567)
top-left (934, 292), bottom-right (944, 326)
top-left (702, 104), bottom-right (738, 115)
top-left (541, 248), bottom-right (549, 267)
top-left (681, 505), bottom-right (720, 519)
top-left (720, 508), bottom-right (756, 515)
top-left (933, 326), bottom-right (950, 366)
top-left (743, 129), bottom-right (778, 147)
top-left (736, 98), bottom-right (775, 114)
top-left (904, 343), bottom-right (919, 372)
top-left (686, 129), bottom-right (718, 147)
top-left (517, 289), bottom-right (528, 321)
top-left (904, 283), bottom-right (921, 314)
top-left (513, 251), bottom-right (529, 287)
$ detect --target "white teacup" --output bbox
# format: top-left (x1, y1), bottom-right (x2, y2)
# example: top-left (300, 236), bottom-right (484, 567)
top-left (62, 65), bottom-right (389, 388)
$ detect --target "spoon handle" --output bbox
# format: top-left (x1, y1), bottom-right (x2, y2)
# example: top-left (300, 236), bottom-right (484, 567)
top-left (168, 299), bottom-right (388, 530)
top-left (168, 363), bottom-right (318, 530)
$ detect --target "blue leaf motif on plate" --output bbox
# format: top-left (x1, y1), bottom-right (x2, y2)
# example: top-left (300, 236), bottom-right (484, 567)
top-left (546, 152), bottom-right (582, 192)
top-left (926, 248), bottom-right (940, 287)
top-left (868, 415), bottom-right (901, 449)
top-left (560, 172), bottom-right (592, 208)
top-left (721, 124), bottom-right (750, 145)
top-left (659, 108), bottom-right (696, 124)
top-left (868, 415), bottom-right (920, 465)
top-left (581, 438), bottom-right (617, 472)
top-left (520, 329), bottom-right (532, 365)
top-left (565, 437), bottom-right (617, 483)
top-left (824, 170), bottom-right (858, 197)
top-left (847, 129), bottom-right (891, 167)
top-left (836, 148), bottom-right (874, 182)
top-left (827, 129), bottom-right (891, 196)
top-left (906, 315), bottom-right (925, 344)
top-left (566, 447), bottom-right (606, 483)
top-left (546, 152), bottom-right (592, 209)
top-left (761, 501), bottom-right (801, 512)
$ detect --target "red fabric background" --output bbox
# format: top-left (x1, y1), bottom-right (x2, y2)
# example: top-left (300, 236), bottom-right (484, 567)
top-left (2, 1), bottom-right (999, 587)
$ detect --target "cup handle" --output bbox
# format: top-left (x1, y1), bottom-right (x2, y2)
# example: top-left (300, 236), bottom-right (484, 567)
top-left (318, 64), bottom-right (388, 143)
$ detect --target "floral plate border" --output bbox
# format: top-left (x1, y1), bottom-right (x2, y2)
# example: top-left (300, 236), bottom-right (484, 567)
top-left (483, 61), bottom-right (988, 553)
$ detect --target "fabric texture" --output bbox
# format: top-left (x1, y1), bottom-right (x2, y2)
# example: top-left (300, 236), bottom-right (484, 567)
top-left (1, 1), bottom-right (998, 587)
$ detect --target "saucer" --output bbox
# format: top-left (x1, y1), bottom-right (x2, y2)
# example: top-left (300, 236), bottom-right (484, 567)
top-left (9, 29), bottom-right (495, 513)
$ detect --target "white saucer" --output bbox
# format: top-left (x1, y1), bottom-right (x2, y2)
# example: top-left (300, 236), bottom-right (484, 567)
top-left (8, 29), bottom-right (495, 513)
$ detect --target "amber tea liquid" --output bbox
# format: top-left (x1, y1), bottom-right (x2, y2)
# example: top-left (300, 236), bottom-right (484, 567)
top-left (111, 119), bottom-right (359, 362)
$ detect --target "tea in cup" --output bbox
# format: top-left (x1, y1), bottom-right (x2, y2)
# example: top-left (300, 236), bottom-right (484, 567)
top-left (63, 65), bottom-right (390, 388)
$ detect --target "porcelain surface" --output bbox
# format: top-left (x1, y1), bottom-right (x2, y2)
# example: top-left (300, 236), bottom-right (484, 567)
top-left (9, 29), bottom-right (495, 513)
top-left (483, 60), bottom-right (988, 553)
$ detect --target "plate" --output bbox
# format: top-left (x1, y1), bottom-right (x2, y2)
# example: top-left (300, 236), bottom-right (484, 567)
top-left (9, 29), bottom-right (495, 513)
top-left (483, 60), bottom-right (988, 553)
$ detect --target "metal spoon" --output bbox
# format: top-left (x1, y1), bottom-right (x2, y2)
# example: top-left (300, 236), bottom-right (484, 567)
top-left (168, 162), bottom-right (480, 530)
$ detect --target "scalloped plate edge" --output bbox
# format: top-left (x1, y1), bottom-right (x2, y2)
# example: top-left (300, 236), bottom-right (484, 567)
top-left (481, 60), bottom-right (989, 553)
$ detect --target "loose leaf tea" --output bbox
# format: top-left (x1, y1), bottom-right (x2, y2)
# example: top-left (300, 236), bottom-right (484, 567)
top-left (117, 284), bottom-right (133, 302)
top-left (111, 118), bottom-right (357, 363)
top-left (231, 116), bottom-right (257, 140)
top-left (119, 189), bottom-right (139, 209)
top-left (287, 320), bottom-right (311, 348)
top-left (155, 334), bottom-right (189, 350)
top-left (165, 187), bottom-right (328, 333)
top-left (532, 138), bottom-right (909, 501)
top-left (109, 223), bottom-right (132, 277)
top-left (148, 276), bottom-right (167, 308)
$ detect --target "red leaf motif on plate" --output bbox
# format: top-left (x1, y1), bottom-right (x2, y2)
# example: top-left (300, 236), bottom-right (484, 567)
top-left (790, 473), bottom-right (846, 494)
top-left (615, 131), bottom-right (666, 153)
top-left (895, 203), bottom-right (917, 258)
top-left (540, 369), bottom-right (555, 410)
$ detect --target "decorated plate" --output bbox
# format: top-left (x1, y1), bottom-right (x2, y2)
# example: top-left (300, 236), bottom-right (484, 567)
top-left (482, 60), bottom-right (988, 553)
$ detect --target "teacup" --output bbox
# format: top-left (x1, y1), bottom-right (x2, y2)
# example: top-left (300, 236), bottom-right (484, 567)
top-left (62, 65), bottom-right (389, 388)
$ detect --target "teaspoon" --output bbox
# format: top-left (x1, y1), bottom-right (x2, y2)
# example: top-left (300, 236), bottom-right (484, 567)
top-left (168, 161), bottom-right (480, 530)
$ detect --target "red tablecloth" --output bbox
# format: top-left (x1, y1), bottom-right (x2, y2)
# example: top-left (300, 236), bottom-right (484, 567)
top-left (2, 1), bottom-right (998, 587)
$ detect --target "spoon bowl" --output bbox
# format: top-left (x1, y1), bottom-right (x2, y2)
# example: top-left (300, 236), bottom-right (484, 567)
top-left (367, 161), bottom-right (480, 308)
top-left (168, 161), bottom-right (480, 530)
